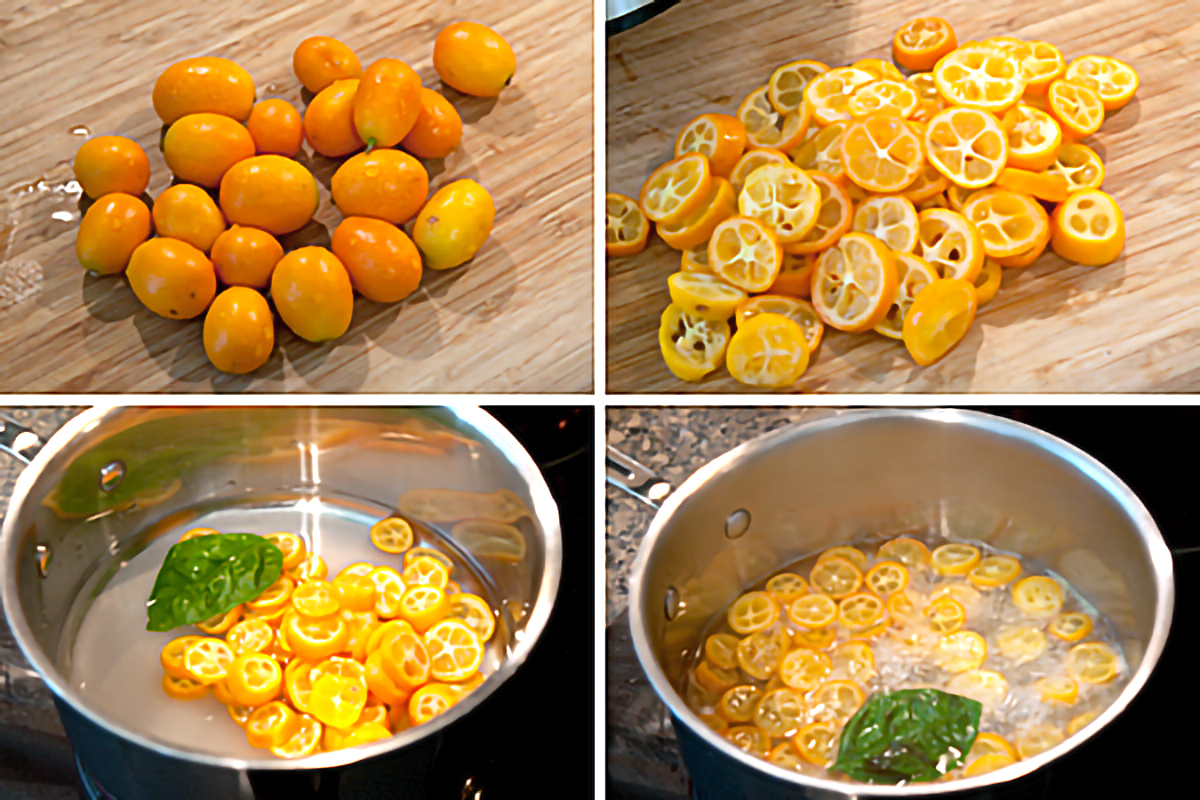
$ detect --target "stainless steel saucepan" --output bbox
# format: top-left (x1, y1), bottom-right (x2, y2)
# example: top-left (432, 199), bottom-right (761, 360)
top-left (1, 406), bottom-right (561, 800)
top-left (614, 408), bottom-right (1173, 798)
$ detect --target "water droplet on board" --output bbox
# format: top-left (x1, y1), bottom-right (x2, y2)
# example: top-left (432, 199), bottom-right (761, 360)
top-left (51, 211), bottom-right (75, 222)
top-left (69, 125), bottom-right (91, 136)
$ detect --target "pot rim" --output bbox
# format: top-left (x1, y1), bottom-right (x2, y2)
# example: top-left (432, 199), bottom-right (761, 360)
top-left (628, 407), bottom-right (1174, 795)
top-left (1, 405), bottom-right (563, 771)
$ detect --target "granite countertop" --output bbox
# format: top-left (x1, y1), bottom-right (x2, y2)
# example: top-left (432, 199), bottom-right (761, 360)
top-left (1, 407), bottom-right (85, 800)
top-left (604, 406), bottom-right (831, 799)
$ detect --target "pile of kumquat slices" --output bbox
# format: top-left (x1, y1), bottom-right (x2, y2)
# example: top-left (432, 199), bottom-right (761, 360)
top-left (685, 538), bottom-right (1123, 779)
top-left (605, 17), bottom-right (1138, 388)
top-left (158, 521), bottom-right (497, 759)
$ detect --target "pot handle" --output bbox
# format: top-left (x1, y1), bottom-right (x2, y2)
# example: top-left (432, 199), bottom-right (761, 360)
top-left (606, 445), bottom-right (672, 508)
top-left (0, 414), bottom-right (45, 465)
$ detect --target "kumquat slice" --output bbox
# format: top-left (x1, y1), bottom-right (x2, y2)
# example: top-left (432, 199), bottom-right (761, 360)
top-left (934, 43), bottom-right (1026, 113)
top-left (769, 251), bottom-right (816, 297)
top-left (787, 593), bottom-right (838, 629)
top-left (659, 303), bottom-right (731, 382)
top-left (1051, 189), bottom-right (1125, 266)
top-left (726, 312), bottom-right (810, 388)
top-left (738, 85), bottom-right (811, 151)
top-left (864, 560), bottom-right (910, 597)
top-left (848, 80), bottom-right (919, 119)
top-left (852, 195), bottom-right (919, 253)
top-left (875, 252), bottom-right (938, 340)
top-left (780, 648), bottom-right (833, 691)
top-left (793, 720), bottom-right (839, 767)
top-left (804, 67), bottom-right (876, 127)
top-left (924, 107), bottom-right (1008, 189)
top-left (657, 177), bottom-right (736, 251)
top-left (727, 591), bottom-right (780, 634)
top-left (639, 152), bottom-right (713, 226)
top-left (718, 684), bottom-right (764, 723)
top-left (968, 555), bottom-right (1023, 588)
top-left (892, 17), bottom-right (958, 72)
top-left (1003, 102), bottom-right (1063, 172)
top-left (675, 113), bottom-right (747, 178)
top-left (730, 148), bottom-right (791, 198)
top-left (917, 208), bottom-right (985, 281)
top-left (737, 628), bottom-right (789, 680)
top-left (1065, 642), bottom-right (1120, 684)
top-left (783, 171), bottom-right (852, 255)
top-left (667, 271), bottom-right (747, 321)
top-left (1049, 612), bottom-right (1094, 643)
top-left (735, 295), bottom-right (824, 354)
top-left (995, 167), bottom-right (1070, 204)
top-left (738, 163), bottom-right (821, 245)
top-left (960, 189), bottom-right (1049, 259)
top-left (1064, 55), bottom-right (1139, 111)
top-left (840, 115), bottom-right (923, 193)
top-left (791, 121), bottom-right (848, 181)
top-left (1047, 142), bottom-right (1106, 193)
top-left (1047, 79), bottom-right (1104, 139)
top-left (708, 216), bottom-right (783, 293)
top-left (809, 555), bottom-right (864, 599)
top-left (931, 543), bottom-right (982, 575)
top-left (812, 232), bottom-right (898, 333)
top-left (605, 194), bottom-right (650, 258)
top-left (753, 687), bottom-right (807, 739)
top-left (1012, 576), bottom-right (1064, 618)
top-left (769, 60), bottom-right (829, 115)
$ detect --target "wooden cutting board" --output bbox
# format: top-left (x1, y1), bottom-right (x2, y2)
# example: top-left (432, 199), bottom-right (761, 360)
top-left (607, 0), bottom-right (1200, 393)
top-left (0, 0), bottom-right (592, 392)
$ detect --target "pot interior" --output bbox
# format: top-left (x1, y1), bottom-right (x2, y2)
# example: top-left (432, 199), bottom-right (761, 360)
top-left (4, 407), bottom-right (558, 765)
top-left (635, 409), bottom-right (1171, 788)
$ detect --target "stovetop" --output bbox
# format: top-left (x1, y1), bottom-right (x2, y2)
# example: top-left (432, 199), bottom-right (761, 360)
top-left (0, 406), bottom-right (594, 800)
top-left (606, 406), bottom-right (1196, 799)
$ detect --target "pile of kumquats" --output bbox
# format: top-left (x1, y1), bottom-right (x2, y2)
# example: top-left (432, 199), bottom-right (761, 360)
top-left (73, 23), bottom-right (515, 374)
top-left (605, 17), bottom-right (1138, 388)
top-left (158, 520), bottom-right (497, 759)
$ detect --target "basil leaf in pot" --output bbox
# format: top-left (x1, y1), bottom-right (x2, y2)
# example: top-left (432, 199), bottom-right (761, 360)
top-left (832, 688), bottom-right (982, 784)
top-left (145, 533), bottom-right (283, 632)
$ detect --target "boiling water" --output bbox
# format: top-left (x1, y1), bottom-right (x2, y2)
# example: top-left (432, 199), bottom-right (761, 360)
top-left (683, 532), bottom-right (1131, 782)
top-left (67, 496), bottom-right (508, 759)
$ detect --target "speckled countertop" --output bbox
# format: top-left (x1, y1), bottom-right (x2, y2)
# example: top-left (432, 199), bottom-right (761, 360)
top-left (604, 407), bottom-right (832, 799)
top-left (0, 407), bottom-right (84, 800)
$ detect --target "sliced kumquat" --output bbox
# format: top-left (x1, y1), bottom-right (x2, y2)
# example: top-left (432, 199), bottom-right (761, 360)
top-left (402, 555), bottom-right (451, 590)
top-left (849, 80), bottom-right (918, 118)
top-left (768, 251), bottom-right (815, 297)
top-left (399, 584), bottom-right (450, 633)
top-left (1008, 39), bottom-right (1065, 94)
top-left (196, 604), bottom-right (243, 635)
top-left (367, 566), bottom-right (407, 618)
top-left (183, 637), bottom-right (235, 684)
top-left (708, 216), bottom-right (784, 292)
top-left (787, 593), bottom-right (838, 629)
top-left (403, 547), bottom-right (454, 574)
top-left (903, 161), bottom-right (952, 204)
top-left (933, 630), bottom-right (987, 672)
top-left (737, 85), bottom-right (811, 151)
top-left (284, 613), bottom-right (349, 662)
top-left (965, 754), bottom-right (1016, 776)
top-left (791, 121), bottom-right (848, 181)
top-left (961, 189), bottom-right (1048, 259)
top-left (363, 650), bottom-right (410, 706)
top-left (864, 561), bottom-right (910, 597)
top-left (332, 572), bottom-right (377, 613)
top-left (698, 712), bottom-right (729, 734)
top-left (839, 592), bottom-right (885, 628)
top-left (935, 42), bottom-right (1026, 112)
top-left (972, 732), bottom-right (1017, 759)
top-left (736, 628), bottom-right (789, 680)
top-left (247, 575), bottom-right (293, 614)
top-left (1047, 141), bottom-right (1105, 194)
top-left (725, 724), bottom-right (774, 757)
top-left (424, 618), bottom-right (484, 682)
top-left (727, 591), bottom-right (780, 634)
top-left (931, 543), bottom-right (982, 575)
top-left (1066, 642), bottom-right (1120, 684)
top-left (792, 720), bottom-right (839, 767)
top-left (832, 640), bottom-right (876, 682)
top-left (1016, 724), bottom-right (1065, 759)
top-left (658, 303), bottom-right (731, 382)
top-left (893, 17), bottom-right (958, 72)
top-left (924, 596), bottom-right (966, 634)
top-left (969, 554), bottom-right (1022, 588)
top-left (447, 593), bottom-right (496, 643)
top-left (768, 741), bottom-right (807, 771)
top-left (680, 241), bottom-right (712, 273)
top-left (264, 532), bottom-right (306, 570)
top-left (1037, 675), bottom-right (1079, 705)
top-left (161, 635), bottom-right (204, 679)
top-left (367, 618), bottom-right (417, 656)
top-left (717, 684), bottom-right (763, 723)
top-left (1051, 189), bottom-right (1125, 266)
top-left (1049, 612), bottom-right (1094, 642)
top-left (162, 673), bottom-right (210, 701)
top-left (812, 232), bottom-right (898, 333)
top-left (903, 278), bottom-right (978, 366)
top-left (292, 579), bottom-right (341, 618)
top-left (1068, 711), bottom-right (1099, 736)
top-left (369, 517), bottom-right (414, 554)
top-left (779, 648), bottom-right (833, 691)
top-left (821, 548), bottom-right (868, 572)
top-left (668, 271), bottom-right (746, 321)
top-left (657, 177), bottom-right (736, 251)
top-left (852, 195), bottom-right (919, 253)
top-left (995, 167), bottom-right (1069, 204)
top-left (408, 683), bottom-right (459, 725)
top-left (226, 618), bottom-right (276, 654)
top-left (695, 659), bottom-right (740, 695)
top-left (809, 555), bottom-right (864, 598)
top-left (726, 313), bottom-right (810, 388)
top-left (840, 115), bottom-right (923, 193)
top-left (739, 163), bottom-right (822, 245)
top-left (853, 58), bottom-right (906, 83)
top-left (793, 626), bottom-right (838, 650)
top-left (245, 701), bottom-right (301, 750)
top-left (705, 633), bottom-right (742, 670)
top-left (729, 148), bottom-right (791, 197)
top-left (227, 652), bottom-right (283, 706)
top-left (805, 67), bottom-right (876, 127)
top-left (807, 679), bottom-right (865, 725)
top-left (769, 60), bottom-right (829, 115)
top-left (925, 107), bottom-right (1008, 189)
top-left (918, 208), bottom-right (985, 281)
top-left (639, 153), bottom-right (713, 225)
top-left (947, 669), bottom-right (1009, 707)
top-left (1047, 79), bottom-right (1104, 138)
top-left (288, 553), bottom-right (328, 582)
top-left (1065, 55), bottom-right (1139, 111)
top-left (996, 624), bottom-right (1047, 663)
top-left (878, 537), bottom-right (932, 568)
top-left (735, 295), bottom-right (824, 354)
top-left (1012, 576), bottom-right (1064, 618)
top-left (875, 252), bottom-right (938, 340)
top-left (380, 628), bottom-right (432, 689)
top-left (675, 113), bottom-right (747, 178)
top-left (753, 687), bottom-right (807, 738)
top-left (1002, 103), bottom-right (1063, 172)
top-left (784, 171), bottom-right (852, 254)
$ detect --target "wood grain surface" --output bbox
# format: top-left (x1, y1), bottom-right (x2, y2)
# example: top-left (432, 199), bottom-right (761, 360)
top-left (607, 0), bottom-right (1200, 393)
top-left (0, 0), bottom-right (592, 393)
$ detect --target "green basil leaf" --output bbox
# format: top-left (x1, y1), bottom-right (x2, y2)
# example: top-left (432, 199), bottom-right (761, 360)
top-left (145, 533), bottom-right (283, 632)
top-left (832, 688), bottom-right (982, 784)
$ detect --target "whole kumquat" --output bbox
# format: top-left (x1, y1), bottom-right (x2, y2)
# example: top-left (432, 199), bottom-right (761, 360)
top-left (151, 184), bottom-right (227, 253)
top-left (413, 179), bottom-right (495, 270)
top-left (219, 155), bottom-right (320, 236)
top-left (304, 79), bottom-right (365, 158)
top-left (353, 58), bottom-right (423, 149)
top-left (73, 136), bottom-right (150, 199)
top-left (293, 36), bottom-right (363, 94)
top-left (211, 226), bottom-right (284, 289)
top-left (331, 217), bottom-right (423, 303)
top-left (247, 99), bottom-right (304, 157)
top-left (75, 193), bottom-right (151, 275)
top-left (162, 113), bottom-right (257, 188)
top-left (433, 22), bottom-right (516, 97)
top-left (331, 149), bottom-right (429, 226)
top-left (401, 88), bottom-right (465, 160)
top-left (270, 246), bottom-right (354, 342)
top-left (126, 238), bottom-right (217, 319)
top-left (152, 57), bottom-right (256, 125)
top-left (203, 287), bottom-right (275, 374)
